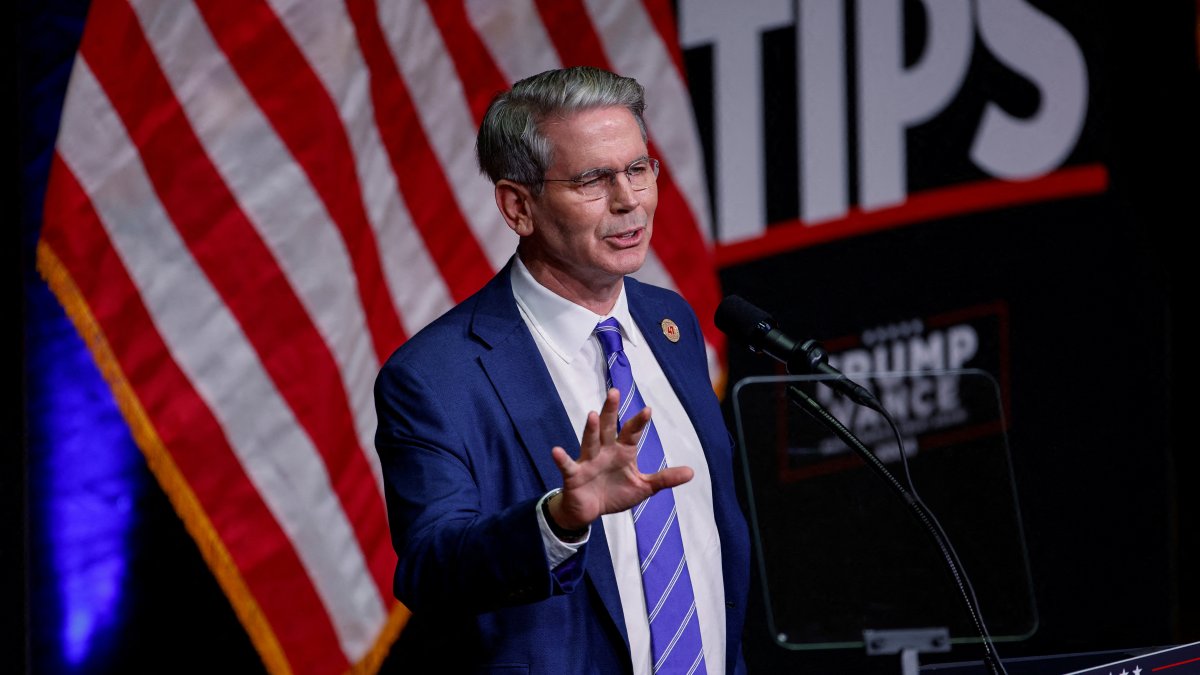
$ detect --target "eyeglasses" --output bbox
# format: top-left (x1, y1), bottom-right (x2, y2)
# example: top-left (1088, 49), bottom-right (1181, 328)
top-left (542, 157), bottom-right (660, 200)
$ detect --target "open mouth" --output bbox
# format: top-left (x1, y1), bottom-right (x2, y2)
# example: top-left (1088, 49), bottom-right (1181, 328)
top-left (607, 227), bottom-right (644, 246)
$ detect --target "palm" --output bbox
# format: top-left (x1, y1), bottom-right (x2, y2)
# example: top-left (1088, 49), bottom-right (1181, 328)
top-left (549, 388), bottom-right (693, 531)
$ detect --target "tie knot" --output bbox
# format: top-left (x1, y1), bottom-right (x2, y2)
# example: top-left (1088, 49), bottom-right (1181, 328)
top-left (594, 318), bottom-right (623, 357)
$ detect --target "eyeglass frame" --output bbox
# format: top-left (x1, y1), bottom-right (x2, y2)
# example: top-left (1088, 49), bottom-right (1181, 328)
top-left (541, 157), bottom-right (660, 198)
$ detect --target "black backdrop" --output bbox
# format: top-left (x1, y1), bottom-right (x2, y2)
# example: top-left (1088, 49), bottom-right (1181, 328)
top-left (14, 1), bottom-right (1198, 673)
top-left (703, 2), bottom-right (1198, 672)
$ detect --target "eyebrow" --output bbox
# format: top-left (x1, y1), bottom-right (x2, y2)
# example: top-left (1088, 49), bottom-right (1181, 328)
top-left (571, 155), bottom-right (651, 178)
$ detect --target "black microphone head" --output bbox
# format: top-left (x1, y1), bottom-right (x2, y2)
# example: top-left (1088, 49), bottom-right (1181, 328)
top-left (714, 295), bottom-right (775, 345)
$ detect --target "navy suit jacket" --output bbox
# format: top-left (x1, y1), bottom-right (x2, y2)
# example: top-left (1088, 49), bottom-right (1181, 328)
top-left (374, 261), bottom-right (751, 674)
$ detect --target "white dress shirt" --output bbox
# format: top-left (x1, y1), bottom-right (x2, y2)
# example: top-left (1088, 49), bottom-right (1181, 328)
top-left (511, 256), bottom-right (727, 674)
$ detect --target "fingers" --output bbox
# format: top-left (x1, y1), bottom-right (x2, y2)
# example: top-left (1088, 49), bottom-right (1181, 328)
top-left (617, 405), bottom-right (651, 445)
top-left (577, 388), bottom-right (653, 459)
top-left (551, 446), bottom-right (573, 474)
top-left (597, 388), bottom-right (621, 441)
top-left (596, 387), bottom-right (653, 445)
top-left (645, 465), bottom-right (694, 491)
top-left (578, 409), bottom-right (602, 454)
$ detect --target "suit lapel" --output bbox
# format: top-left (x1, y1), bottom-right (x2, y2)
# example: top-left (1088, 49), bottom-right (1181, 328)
top-left (469, 263), bottom-right (629, 649)
top-left (470, 265), bottom-right (572, 491)
top-left (627, 280), bottom-right (724, 459)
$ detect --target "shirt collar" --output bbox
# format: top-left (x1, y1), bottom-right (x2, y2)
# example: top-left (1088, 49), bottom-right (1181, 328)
top-left (510, 255), bottom-right (639, 363)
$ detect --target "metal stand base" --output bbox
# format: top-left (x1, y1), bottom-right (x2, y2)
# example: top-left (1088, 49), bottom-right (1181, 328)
top-left (864, 628), bottom-right (952, 675)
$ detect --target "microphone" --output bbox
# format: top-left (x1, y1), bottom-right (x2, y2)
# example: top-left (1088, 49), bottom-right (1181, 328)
top-left (715, 295), bottom-right (883, 412)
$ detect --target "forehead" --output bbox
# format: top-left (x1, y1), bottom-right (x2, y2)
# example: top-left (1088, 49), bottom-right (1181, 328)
top-left (542, 106), bottom-right (647, 172)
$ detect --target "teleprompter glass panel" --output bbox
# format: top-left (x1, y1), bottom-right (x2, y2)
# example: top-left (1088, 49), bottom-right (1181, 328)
top-left (731, 369), bottom-right (1036, 651)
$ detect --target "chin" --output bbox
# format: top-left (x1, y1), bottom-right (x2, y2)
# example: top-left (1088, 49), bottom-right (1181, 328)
top-left (609, 249), bottom-right (649, 277)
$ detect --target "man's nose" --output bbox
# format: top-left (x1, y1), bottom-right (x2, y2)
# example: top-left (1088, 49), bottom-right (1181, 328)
top-left (608, 172), bottom-right (641, 211)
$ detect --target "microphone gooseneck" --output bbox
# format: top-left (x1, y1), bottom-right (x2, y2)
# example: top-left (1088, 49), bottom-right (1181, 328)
top-left (714, 295), bottom-right (883, 412)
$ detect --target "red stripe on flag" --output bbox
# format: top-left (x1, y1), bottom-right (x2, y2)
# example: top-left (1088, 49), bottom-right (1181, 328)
top-left (196, 0), bottom-right (408, 363)
top-left (81, 0), bottom-right (394, 600)
top-left (41, 155), bottom-right (352, 675)
top-left (534, 0), bottom-right (725, 354)
top-left (346, 0), bottom-right (495, 302)
top-left (425, 0), bottom-right (511, 125)
top-left (533, 0), bottom-right (611, 69)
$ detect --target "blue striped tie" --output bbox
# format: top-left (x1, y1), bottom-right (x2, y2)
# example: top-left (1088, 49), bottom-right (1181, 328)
top-left (594, 318), bottom-right (707, 675)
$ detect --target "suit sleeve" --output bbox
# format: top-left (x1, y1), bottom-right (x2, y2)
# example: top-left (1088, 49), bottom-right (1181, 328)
top-left (373, 355), bottom-right (584, 615)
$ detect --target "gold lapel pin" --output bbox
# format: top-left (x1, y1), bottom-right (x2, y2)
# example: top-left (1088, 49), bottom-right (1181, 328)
top-left (661, 318), bottom-right (680, 343)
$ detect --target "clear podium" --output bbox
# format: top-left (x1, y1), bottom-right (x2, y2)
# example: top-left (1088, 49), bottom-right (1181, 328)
top-left (730, 369), bottom-right (1036, 668)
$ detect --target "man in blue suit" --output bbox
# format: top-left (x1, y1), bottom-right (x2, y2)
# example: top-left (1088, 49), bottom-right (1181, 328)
top-left (374, 66), bottom-right (750, 674)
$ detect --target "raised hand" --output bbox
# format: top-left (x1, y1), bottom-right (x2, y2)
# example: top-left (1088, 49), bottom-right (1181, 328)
top-left (546, 387), bottom-right (693, 532)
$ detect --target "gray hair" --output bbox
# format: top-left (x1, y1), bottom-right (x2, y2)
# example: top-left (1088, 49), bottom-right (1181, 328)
top-left (476, 66), bottom-right (648, 193)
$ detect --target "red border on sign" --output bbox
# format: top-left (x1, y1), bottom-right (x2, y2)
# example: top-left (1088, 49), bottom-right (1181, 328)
top-left (714, 164), bottom-right (1108, 268)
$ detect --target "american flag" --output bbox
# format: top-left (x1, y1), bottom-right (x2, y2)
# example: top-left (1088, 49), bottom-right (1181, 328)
top-left (37, 1), bottom-right (721, 673)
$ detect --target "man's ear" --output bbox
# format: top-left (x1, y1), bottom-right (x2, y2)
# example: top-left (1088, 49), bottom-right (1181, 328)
top-left (495, 180), bottom-right (536, 237)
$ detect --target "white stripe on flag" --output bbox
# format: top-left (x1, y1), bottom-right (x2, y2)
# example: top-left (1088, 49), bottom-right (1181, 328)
top-left (57, 57), bottom-right (386, 661)
top-left (466, 0), bottom-right (562, 83)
